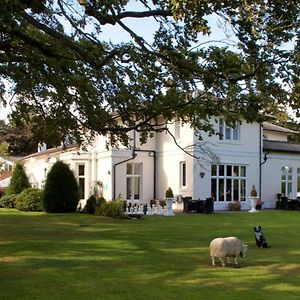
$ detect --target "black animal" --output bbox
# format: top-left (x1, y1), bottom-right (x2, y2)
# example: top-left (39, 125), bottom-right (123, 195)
top-left (253, 226), bottom-right (269, 248)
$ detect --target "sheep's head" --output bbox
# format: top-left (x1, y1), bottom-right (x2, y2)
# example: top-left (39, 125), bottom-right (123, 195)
top-left (240, 244), bottom-right (248, 257)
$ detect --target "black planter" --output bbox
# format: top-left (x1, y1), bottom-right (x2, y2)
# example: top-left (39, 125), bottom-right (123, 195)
top-left (255, 204), bottom-right (262, 210)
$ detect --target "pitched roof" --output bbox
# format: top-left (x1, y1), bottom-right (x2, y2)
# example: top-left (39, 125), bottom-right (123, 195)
top-left (263, 122), bottom-right (298, 134)
top-left (263, 140), bottom-right (300, 153)
top-left (19, 144), bottom-right (79, 161)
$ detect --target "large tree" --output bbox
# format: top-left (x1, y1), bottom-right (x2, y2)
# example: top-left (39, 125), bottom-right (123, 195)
top-left (0, 0), bottom-right (299, 147)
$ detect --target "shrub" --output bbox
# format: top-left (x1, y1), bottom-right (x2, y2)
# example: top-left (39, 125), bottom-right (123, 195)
top-left (5, 163), bottom-right (30, 195)
top-left (0, 194), bottom-right (17, 208)
top-left (95, 198), bottom-right (125, 219)
top-left (227, 201), bottom-right (241, 211)
top-left (15, 188), bottom-right (43, 211)
top-left (83, 195), bottom-right (97, 214)
top-left (43, 161), bottom-right (79, 213)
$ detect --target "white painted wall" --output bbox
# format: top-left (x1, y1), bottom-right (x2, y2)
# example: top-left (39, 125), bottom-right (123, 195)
top-left (262, 152), bottom-right (300, 208)
top-left (193, 120), bottom-right (261, 210)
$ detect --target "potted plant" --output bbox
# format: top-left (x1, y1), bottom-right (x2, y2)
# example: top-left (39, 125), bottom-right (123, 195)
top-left (249, 185), bottom-right (259, 212)
top-left (227, 201), bottom-right (241, 211)
top-left (255, 199), bottom-right (264, 210)
top-left (165, 187), bottom-right (174, 216)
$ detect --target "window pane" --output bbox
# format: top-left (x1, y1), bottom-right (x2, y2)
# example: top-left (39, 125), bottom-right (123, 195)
top-left (240, 166), bottom-right (246, 177)
top-left (233, 123), bottom-right (239, 140)
top-left (219, 119), bottom-right (224, 140)
top-left (211, 165), bottom-right (217, 176)
top-left (79, 178), bottom-right (85, 199)
top-left (240, 180), bottom-right (246, 201)
top-left (78, 165), bottom-right (85, 176)
top-left (211, 178), bottom-right (217, 201)
top-left (281, 182), bottom-right (286, 195)
top-left (226, 179), bottom-right (232, 201)
top-left (127, 164), bottom-right (133, 175)
top-left (134, 163), bottom-right (141, 175)
top-left (225, 126), bottom-right (231, 140)
top-left (181, 162), bottom-right (186, 186)
top-left (219, 179), bottom-right (224, 201)
top-left (288, 182), bottom-right (292, 198)
top-left (226, 165), bottom-right (232, 177)
top-left (134, 177), bottom-right (140, 200)
top-left (233, 166), bottom-right (239, 177)
top-left (233, 179), bottom-right (239, 201)
top-left (298, 175), bottom-right (300, 197)
top-left (219, 165), bottom-right (224, 176)
top-left (126, 177), bottom-right (132, 199)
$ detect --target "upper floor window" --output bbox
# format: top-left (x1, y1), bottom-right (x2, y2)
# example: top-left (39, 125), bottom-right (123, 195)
top-left (219, 118), bottom-right (240, 141)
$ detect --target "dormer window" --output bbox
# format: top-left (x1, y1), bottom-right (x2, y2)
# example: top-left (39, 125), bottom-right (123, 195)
top-left (219, 118), bottom-right (240, 141)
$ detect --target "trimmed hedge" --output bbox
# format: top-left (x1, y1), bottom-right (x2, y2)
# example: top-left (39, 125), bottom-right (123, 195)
top-left (15, 188), bottom-right (43, 211)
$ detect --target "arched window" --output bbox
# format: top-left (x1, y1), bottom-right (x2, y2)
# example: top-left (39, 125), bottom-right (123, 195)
top-left (281, 166), bottom-right (292, 198)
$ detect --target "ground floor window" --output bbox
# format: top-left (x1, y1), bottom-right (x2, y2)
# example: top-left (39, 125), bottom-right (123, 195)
top-left (281, 166), bottom-right (292, 198)
top-left (126, 163), bottom-right (142, 200)
top-left (211, 164), bottom-right (246, 202)
top-left (77, 164), bottom-right (85, 199)
top-left (180, 161), bottom-right (186, 188)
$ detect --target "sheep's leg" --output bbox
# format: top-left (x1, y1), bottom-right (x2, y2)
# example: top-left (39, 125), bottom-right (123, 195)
top-left (234, 257), bottom-right (238, 265)
top-left (211, 257), bottom-right (215, 266)
top-left (227, 256), bottom-right (231, 264)
top-left (219, 258), bottom-right (226, 267)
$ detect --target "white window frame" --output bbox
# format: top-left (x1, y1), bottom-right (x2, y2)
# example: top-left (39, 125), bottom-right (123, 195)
top-left (219, 118), bottom-right (240, 141)
top-left (180, 161), bottom-right (187, 188)
top-left (126, 163), bottom-right (143, 201)
top-left (211, 164), bottom-right (246, 202)
top-left (77, 164), bottom-right (85, 200)
top-left (281, 166), bottom-right (292, 198)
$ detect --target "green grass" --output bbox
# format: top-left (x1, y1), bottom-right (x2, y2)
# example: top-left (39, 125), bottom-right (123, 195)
top-left (0, 209), bottom-right (300, 300)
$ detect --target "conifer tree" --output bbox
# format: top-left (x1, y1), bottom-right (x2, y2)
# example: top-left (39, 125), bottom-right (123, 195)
top-left (43, 161), bottom-right (79, 213)
top-left (6, 162), bottom-right (30, 195)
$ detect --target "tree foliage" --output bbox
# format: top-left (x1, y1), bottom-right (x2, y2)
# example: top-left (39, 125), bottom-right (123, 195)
top-left (5, 162), bottom-right (30, 195)
top-left (0, 0), bottom-right (299, 146)
top-left (43, 160), bottom-right (79, 213)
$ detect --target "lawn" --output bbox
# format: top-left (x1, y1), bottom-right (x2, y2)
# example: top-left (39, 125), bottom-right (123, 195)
top-left (0, 209), bottom-right (299, 300)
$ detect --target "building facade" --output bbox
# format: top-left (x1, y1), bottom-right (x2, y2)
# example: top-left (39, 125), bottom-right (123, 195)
top-left (19, 119), bottom-right (300, 211)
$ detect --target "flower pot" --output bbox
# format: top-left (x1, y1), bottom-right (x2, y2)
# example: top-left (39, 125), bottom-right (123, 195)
top-left (165, 198), bottom-right (174, 216)
top-left (249, 197), bottom-right (259, 213)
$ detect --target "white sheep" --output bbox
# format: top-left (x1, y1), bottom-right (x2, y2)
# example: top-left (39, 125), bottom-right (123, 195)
top-left (209, 237), bottom-right (248, 267)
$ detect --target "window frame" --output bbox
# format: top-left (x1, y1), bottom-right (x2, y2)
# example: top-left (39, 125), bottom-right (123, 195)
top-left (180, 161), bottom-right (187, 188)
top-left (126, 162), bottom-right (143, 201)
top-left (281, 166), bottom-right (292, 198)
top-left (77, 163), bottom-right (85, 200)
top-left (218, 118), bottom-right (240, 142)
top-left (211, 164), bottom-right (246, 202)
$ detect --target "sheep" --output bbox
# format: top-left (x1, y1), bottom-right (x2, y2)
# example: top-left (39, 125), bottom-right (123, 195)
top-left (209, 237), bottom-right (248, 267)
